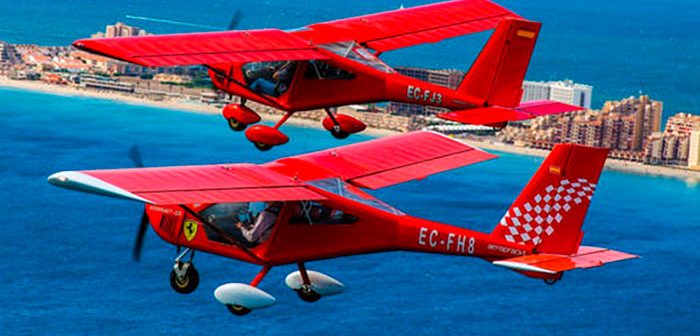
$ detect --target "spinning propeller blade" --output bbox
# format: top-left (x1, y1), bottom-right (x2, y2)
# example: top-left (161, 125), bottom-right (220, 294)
top-left (129, 145), bottom-right (148, 261)
top-left (128, 145), bottom-right (144, 168)
top-left (228, 9), bottom-right (244, 30)
top-left (133, 211), bottom-right (149, 261)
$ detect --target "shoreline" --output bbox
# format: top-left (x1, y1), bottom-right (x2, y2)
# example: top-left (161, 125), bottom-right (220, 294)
top-left (462, 138), bottom-right (700, 182)
top-left (0, 77), bottom-right (399, 138)
top-left (1, 77), bottom-right (698, 182)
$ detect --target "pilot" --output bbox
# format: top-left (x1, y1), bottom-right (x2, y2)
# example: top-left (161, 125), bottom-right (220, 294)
top-left (249, 61), bottom-right (293, 96)
top-left (236, 202), bottom-right (282, 243)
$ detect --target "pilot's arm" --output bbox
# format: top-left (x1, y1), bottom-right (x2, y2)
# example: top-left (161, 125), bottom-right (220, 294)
top-left (238, 210), bottom-right (277, 243)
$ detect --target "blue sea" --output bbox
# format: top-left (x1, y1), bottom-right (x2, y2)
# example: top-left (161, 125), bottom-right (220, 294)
top-left (1, 0), bottom-right (699, 334)
top-left (1, 87), bottom-right (699, 335)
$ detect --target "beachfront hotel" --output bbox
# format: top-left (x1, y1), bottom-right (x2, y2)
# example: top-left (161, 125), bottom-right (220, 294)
top-left (522, 80), bottom-right (593, 109)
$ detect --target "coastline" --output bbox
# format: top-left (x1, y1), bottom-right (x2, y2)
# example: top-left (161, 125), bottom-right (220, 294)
top-left (0, 77), bottom-right (399, 138)
top-left (1, 77), bottom-right (698, 182)
top-left (462, 138), bottom-right (700, 182)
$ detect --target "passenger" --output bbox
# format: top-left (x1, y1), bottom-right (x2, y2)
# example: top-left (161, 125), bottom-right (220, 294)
top-left (236, 202), bottom-right (282, 243)
top-left (249, 61), bottom-right (293, 96)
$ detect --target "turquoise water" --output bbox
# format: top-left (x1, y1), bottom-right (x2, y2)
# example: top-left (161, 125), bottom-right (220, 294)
top-left (1, 87), bottom-right (698, 334)
top-left (0, 0), bottom-right (698, 117)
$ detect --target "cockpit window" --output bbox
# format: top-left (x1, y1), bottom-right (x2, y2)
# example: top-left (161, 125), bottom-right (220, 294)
top-left (308, 178), bottom-right (404, 215)
top-left (290, 201), bottom-right (357, 225)
top-left (199, 202), bottom-right (278, 247)
top-left (304, 60), bottom-right (355, 80)
top-left (242, 61), bottom-right (297, 97)
top-left (319, 41), bottom-right (395, 74)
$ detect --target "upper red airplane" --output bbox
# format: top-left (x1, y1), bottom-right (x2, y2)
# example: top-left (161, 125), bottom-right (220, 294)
top-left (72, 0), bottom-right (583, 150)
top-left (48, 131), bottom-right (636, 316)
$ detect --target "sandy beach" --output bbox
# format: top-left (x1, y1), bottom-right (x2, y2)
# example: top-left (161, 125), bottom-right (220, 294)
top-left (0, 78), bottom-right (399, 138)
top-left (2, 77), bottom-right (698, 181)
top-left (462, 138), bottom-right (700, 182)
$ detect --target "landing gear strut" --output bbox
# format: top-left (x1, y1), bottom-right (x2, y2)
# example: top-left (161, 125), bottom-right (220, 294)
top-left (295, 262), bottom-right (322, 302)
top-left (170, 248), bottom-right (199, 294)
top-left (324, 109), bottom-right (350, 139)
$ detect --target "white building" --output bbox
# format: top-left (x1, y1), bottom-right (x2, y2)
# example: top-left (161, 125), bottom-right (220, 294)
top-left (522, 79), bottom-right (593, 109)
top-left (521, 81), bottom-right (550, 102)
top-left (689, 130), bottom-right (700, 168)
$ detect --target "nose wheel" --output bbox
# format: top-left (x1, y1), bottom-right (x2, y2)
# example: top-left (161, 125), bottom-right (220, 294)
top-left (169, 248), bottom-right (199, 294)
top-left (170, 261), bottom-right (199, 294)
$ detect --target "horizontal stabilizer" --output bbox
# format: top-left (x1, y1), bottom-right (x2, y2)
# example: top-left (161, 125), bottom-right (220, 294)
top-left (493, 246), bottom-right (638, 274)
top-left (437, 100), bottom-right (583, 126)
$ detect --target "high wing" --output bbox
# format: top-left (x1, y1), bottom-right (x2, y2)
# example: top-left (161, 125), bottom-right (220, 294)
top-left (269, 131), bottom-right (497, 189)
top-left (72, 29), bottom-right (328, 67)
top-left (493, 246), bottom-right (639, 274)
top-left (73, 1), bottom-right (521, 67)
top-left (49, 132), bottom-right (494, 203)
top-left (295, 0), bottom-right (522, 52)
top-left (48, 164), bottom-right (324, 204)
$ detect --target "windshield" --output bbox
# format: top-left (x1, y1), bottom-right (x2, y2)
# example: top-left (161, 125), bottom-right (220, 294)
top-left (308, 178), bottom-right (404, 215)
top-left (319, 41), bottom-right (395, 74)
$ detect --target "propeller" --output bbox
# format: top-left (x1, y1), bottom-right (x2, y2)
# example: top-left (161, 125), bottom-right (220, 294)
top-left (128, 145), bottom-right (148, 261)
top-left (124, 8), bottom-right (243, 32)
top-left (227, 9), bottom-right (244, 30)
top-left (133, 211), bottom-right (150, 261)
top-left (128, 145), bottom-right (144, 168)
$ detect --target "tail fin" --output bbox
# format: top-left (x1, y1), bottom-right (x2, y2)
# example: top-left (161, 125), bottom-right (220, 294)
top-left (458, 18), bottom-right (541, 108)
top-left (491, 144), bottom-right (609, 255)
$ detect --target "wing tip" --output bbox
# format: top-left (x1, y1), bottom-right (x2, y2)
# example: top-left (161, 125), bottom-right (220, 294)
top-left (48, 171), bottom-right (151, 203)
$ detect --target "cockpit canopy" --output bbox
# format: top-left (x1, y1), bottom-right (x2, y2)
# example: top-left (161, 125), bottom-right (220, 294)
top-left (319, 41), bottom-right (395, 74)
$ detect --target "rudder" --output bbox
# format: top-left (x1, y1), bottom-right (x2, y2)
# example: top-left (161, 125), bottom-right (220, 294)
top-left (491, 144), bottom-right (609, 255)
top-left (458, 19), bottom-right (541, 108)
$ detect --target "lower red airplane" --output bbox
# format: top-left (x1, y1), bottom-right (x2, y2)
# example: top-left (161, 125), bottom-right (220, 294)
top-left (48, 132), bottom-right (636, 315)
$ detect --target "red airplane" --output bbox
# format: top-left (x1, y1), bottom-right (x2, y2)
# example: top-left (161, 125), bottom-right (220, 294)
top-left (72, 0), bottom-right (583, 151)
top-left (48, 131), bottom-right (636, 316)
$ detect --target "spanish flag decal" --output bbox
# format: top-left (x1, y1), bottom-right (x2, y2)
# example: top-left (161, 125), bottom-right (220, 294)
top-left (517, 30), bottom-right (536, 39)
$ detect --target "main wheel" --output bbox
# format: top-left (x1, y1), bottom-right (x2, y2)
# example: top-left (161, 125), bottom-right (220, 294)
top-left (330, 126), bottom-right (350, 140)
top-left (253, 142), bottom-right (273, 151)
top-left (170, 262), bottom-right (199, 294)
top-left (227, 118), bottom-right (247, 131)
top-left (296, 286), bottom-right (322, 303)
top-left (226, 304), bottom-right (251, 316)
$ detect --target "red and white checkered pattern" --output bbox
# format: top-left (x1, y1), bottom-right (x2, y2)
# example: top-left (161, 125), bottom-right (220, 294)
top-left (499, 178), bottom-right (596, 245)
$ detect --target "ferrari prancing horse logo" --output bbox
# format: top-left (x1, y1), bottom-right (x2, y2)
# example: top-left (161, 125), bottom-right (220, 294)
top-left (183, 219), bottom-right (198, 241)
